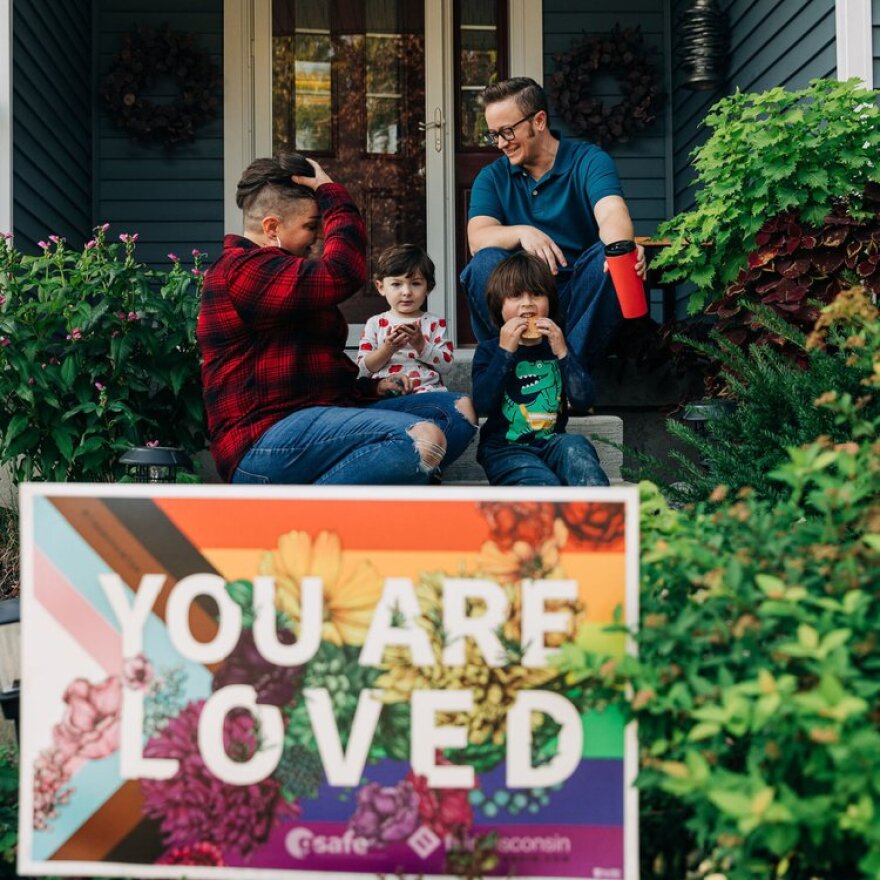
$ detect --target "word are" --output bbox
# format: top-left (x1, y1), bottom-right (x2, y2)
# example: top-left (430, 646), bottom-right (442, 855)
top-left (99, 572), bottom-right (584, 790)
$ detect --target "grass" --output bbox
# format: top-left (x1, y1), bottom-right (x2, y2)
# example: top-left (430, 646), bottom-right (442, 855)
top-left (0, 508), bottom-right (18, 601)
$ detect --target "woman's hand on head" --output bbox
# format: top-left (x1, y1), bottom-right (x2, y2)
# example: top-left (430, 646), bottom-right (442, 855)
top-left (292, 158), bottom-right (333, 190)
top-left (377, 375), bottom-right (412, 397)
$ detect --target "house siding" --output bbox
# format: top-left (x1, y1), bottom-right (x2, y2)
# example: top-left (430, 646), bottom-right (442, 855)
top-left (543, 0), bottom-right (669, 238)
top-left (874, 0), bottom-right (880, 86)
top-left (94, 0), bottom-right (223, 267)
top-left (12, 0), bottom-right (92, 253)
top-left (672, 0), bottom-right (836, 213)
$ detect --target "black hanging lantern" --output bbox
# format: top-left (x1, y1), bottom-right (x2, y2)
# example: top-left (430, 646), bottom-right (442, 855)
top-left (119, 446), bottom-right (194, 483)
top-left (677, 0), bottom-right (729, 90)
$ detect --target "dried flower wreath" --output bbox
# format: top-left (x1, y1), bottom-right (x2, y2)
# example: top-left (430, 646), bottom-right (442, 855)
top-left (549, 25), bottom-right (663, 148)
top-left (102, 24), bottom-right (220, 148)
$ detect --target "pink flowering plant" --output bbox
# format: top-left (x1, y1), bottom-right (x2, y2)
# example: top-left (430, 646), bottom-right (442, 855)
top-left (0, 226), bottom-right (206, 482)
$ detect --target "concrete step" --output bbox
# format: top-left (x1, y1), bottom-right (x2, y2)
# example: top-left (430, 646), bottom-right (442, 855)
top-left (442, 415), bottom-right (624, 484)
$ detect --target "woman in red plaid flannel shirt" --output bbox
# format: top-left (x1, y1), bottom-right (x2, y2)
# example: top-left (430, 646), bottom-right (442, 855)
top-left (197, 152), bottom-right (477, 484)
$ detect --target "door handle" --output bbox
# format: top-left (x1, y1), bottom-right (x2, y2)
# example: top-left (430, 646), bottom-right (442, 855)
top-left (418, 107), bottom-right (444, 152)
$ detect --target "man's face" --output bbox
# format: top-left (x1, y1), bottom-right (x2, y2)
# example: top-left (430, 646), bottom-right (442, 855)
top-left (484, 96), bottom-right (541, 167)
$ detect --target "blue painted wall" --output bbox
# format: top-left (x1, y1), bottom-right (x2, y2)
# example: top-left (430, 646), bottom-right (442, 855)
top-left (94, 0), bottom-right (224, 267)
top-left (12, 0), bottom-right (92, 253)
top-left (672, 0), bottom-right (836, 213)
top-left (543, 0), bottom-right (670, 237)
top-left (874, 0), bottom-right (880, 86)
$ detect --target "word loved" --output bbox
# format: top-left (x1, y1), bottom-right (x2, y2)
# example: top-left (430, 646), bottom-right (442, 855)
top-left (99, 572), bottom-right (584, 791)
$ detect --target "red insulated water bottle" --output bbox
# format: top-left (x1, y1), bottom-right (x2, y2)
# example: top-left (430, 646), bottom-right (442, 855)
top-left (605, 240), bottom-right (648, 319)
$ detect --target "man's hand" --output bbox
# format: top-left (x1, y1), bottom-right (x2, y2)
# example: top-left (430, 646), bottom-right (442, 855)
top-left (602, 243), bottom-right (647, 279)
top-left (536, 317), bottom-right (568, 359)
top-left (519, 226), bottom-right (567, 274)
top-left (377, 375), bottom-right (412, 397)
top-left (634, 243), bottom-right (647, 278)
top-left (499, 316), bottom-right (528, 352)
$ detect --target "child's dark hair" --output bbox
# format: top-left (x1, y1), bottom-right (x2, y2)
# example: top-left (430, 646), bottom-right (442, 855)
top-left (374, 244), bottom-right (436, 291)
top-left (485, 251), bottom-right (559, 327)
top-left (236, 151), bottom-right (316, 229)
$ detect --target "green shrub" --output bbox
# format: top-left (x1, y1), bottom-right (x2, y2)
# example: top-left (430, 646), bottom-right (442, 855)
top-left (653, 289), bottom-right (879, 502)
top-left (0, 227), bottom-right (207, 484)
top-left (653, 78), bottom-right (880, 312)
top-left (0, 745), bottom-right (15, 876)
top-left (559, 293), bottom-right (880, 879)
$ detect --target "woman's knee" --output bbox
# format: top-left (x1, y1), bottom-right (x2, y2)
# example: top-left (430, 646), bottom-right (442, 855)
top-left (406, 421), bottom-right (447, 471)
top-left (454, 395), bottom-right (478, 425)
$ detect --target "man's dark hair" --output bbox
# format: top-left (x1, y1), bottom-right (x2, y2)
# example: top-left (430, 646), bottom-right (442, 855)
top-left (236, 151), bottom-right (316, 229)
top-left (485, 251), bottom-right (560, 327)
top-left (374, 244), bottom-right (436, 291)
top-left (477, 76), bottom-right (549, 119)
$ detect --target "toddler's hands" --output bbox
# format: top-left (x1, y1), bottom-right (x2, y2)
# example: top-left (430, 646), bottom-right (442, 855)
top-left (536, 318), bottom-right (568, 358)
top-left (377, 375), bottom-right (412, 397)
top-left (384, 326), bottom-right (410, 353)
top-left (499, 316), bottom-right (527, 352)
top-left (399, 322), bottom-right (425, 353)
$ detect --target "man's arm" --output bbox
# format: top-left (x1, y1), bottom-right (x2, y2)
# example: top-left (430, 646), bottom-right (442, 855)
top-left (468, 215), bottom-right (567, 273)
top-left (593, 195), bottom-right (647, 277)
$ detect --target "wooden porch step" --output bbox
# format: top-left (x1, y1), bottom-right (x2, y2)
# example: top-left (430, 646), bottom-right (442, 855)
top-left (442, 415), bottom-right (624, 484)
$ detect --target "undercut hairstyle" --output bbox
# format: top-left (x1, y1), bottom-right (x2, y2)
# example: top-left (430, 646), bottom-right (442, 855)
top-left (236, 151), bottom-right (316, 231)
top-left (476, 76), bottom-right (549, 119)
top-left (374, 243), bottom-right (436, 291)
top-left (485, 251), bottom-right (560, 328)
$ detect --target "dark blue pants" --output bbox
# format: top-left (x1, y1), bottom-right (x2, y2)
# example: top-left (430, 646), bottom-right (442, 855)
top-left (460, 241), bottom-right (624, 369)
top-left (477, 434), bottom-right (610, 487)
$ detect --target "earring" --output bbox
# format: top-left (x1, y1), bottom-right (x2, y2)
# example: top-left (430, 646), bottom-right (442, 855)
top-left (273, 235), bottom-right (281, 248)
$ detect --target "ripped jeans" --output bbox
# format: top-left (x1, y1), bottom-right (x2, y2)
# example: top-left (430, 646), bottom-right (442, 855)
top-left (231, 392), bottom-right (477, 485)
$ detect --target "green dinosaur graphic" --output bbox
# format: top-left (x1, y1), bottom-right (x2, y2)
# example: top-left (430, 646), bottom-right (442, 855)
top-left (502, 358), bottom-right (561, 442)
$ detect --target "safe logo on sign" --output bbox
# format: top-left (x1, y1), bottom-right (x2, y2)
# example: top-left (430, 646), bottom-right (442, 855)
top-left (285, 827), bottom-right (369, 859)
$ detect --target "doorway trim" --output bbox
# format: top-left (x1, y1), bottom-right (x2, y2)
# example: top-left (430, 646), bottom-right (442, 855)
top-left (835, 0), bottom-right (873, 88)
top-left (222, 0), bottom-right (543, 337)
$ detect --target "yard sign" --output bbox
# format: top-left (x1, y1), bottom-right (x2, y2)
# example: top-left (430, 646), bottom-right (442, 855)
top-left (18, 484), bottom-right (638, 880)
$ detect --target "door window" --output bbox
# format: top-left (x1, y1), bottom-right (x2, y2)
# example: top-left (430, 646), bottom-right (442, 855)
top-left (271, 0), bottom-right (426, 326)
top-left (454, 0), bottom-right (507, 342)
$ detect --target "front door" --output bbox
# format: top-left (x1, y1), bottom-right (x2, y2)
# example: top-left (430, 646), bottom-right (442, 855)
top-left (271, 0), bottom-right (429, 333)
top-left (232, 0), bottom-right (540, 344)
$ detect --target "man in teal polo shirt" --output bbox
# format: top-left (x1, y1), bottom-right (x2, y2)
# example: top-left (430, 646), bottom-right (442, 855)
top-left (461, 77), bottom-right (646, 370)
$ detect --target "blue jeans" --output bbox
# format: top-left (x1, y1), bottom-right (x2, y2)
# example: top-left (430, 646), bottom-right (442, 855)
top-left (232, 392), bottom-right (476, 485)
top-left (477, 434), bottom-right (610, 487)
top-left (460, 242), bottom-right (623, 369)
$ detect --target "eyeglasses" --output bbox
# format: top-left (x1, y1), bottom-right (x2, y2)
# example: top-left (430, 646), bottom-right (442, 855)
top-left (482, 112), bottom-right (538, 146)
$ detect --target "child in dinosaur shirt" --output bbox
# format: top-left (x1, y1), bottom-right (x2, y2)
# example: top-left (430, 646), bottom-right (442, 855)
top-left (471, 251), bottom-right (610, 486)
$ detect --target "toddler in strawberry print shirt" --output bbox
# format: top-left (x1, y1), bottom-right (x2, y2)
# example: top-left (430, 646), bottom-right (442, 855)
top-left (358, 244), bottom-right (455, 392)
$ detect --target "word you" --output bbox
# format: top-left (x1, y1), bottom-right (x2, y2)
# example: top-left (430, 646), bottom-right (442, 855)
top-left (100, 572), bottom-right (585, 791)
